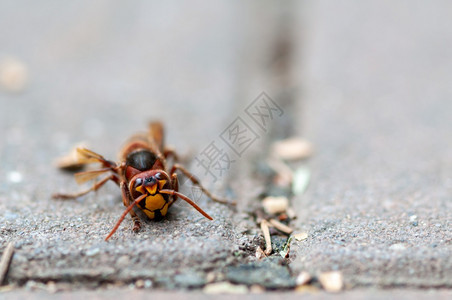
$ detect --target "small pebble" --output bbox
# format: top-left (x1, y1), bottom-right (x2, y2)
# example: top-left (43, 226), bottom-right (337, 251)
top-left (144, 280), bottom-right (152, 289)
top-left (318, 271), bottom-right (343, 292)
top-left (25, 280), bottom-right (47, 291)
top-left (7, 171), bottom-right (23, 183)
top-left (85, 248), bottom-right (100, 257)
top-left (116, 255), bottom-right (130, 268)
top-left (249, 284), bottom-right (265, 293)
top-left (0, 57), bottom-right (28, 92)
top-left (203, 282), bottom-right (248, 294)
top-left (296, 272), bottom-right (312, 286)
top-left (46, 281), bottom-right (57, 293)
top-left (286, 207), bottom-right (297, 219)
top-left (206, 272), bottom-right (216, 283)
top-left (292, 167), bottom-right (311, 196)
top-left (135, 280), bottom-right (145, 289)
top-left (293, 232), bottom-right (308, 241)
top-left (389, 243), bottom-right (406, 251)
top-left (272, 138), bottom-right (313, 160)
top-left (262, 196), bottom-right (289, 214)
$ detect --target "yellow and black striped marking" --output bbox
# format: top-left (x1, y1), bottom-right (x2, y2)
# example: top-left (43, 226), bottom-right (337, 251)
top-left (136, 193), bottom-right (169, 219)
top-left (135, 178), bottom-right (169, 219)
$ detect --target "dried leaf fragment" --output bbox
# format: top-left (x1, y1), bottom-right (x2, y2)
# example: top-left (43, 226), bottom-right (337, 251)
top-left (318, 271), bottom-right (343, 292)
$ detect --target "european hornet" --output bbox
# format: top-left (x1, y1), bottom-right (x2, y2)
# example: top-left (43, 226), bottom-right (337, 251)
top-left (53, 122), bottom-right (234, 241)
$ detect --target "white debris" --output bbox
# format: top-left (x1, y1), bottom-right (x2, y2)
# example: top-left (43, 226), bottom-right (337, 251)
top-left (296, 272), bottom-right (312, 286)
top-left (293, 232), bottom-right (308, 241)
top-left (292, 167), bottom-right (311, 196)
top-left (262, 196), bottom-right (289, 214)
top-left (203, 282), bottom-right (248, 294)
top-left (0, 57), bottom-right (28, 92)
top-left (318, 271), bottom-right (343, 292)
top-left (7, 171), bottom-right (23, 183)
top-left (272, 138), bottom-right (313, 161)
top-left (389, 243), bottom-right (407, 251)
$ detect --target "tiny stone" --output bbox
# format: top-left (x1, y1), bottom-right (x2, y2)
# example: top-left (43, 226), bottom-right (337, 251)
top-left (389, 243), bottom-right (406, 251)
top-left (318, 271), bottom-right (343, 292)
top-left (293, 232), bottom-right (308, 241)
top-left (117, 255), bottom-right (130, 268)
top-left (249, 284), bottom-right (265, 293)
top-left (85, 248), bottom-right (100, 257)
top-left (272, 138), bottom-right (313, 160)
top-left (203, 282), bottom-right (248, 294)
top-left (292, 167), bottom-right (311, 196)
top-left (7, 171), bottom-right (23, 183)
top-left (0, 57), bottom-right (28, 92)
top-left (295, 285), bottom-right (320, 293)
top-left (296, 272), bottom-right (312, 286)
top-left (206, 272), bottom-right (216, 283)
top-left (286, 207), bottom-right (297, 219)
top-left (409, 215), bottom-right (417, 222)
top-left (25, 280), bottom-right (46, 291)
top-left (262, 196), bottom-right (289, 214)
top-left (135, 280), bottom-right (145, 289)
top-left (46, 281), bottom-right (57, 293)
top-left (144, 280), bottom-right (153, 289)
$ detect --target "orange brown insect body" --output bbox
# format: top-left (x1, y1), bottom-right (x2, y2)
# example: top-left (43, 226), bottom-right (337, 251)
top-left (54, 122), bottom-right (232, 241)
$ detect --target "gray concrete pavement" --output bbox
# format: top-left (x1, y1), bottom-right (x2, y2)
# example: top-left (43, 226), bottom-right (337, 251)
top-left (290, 0), bottom-right (452, 288)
